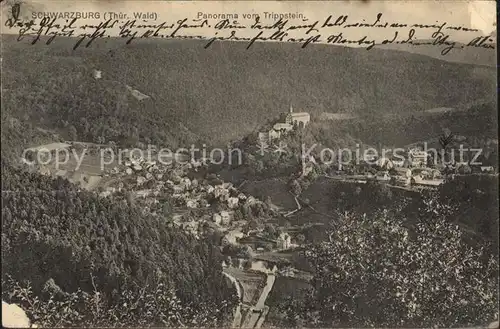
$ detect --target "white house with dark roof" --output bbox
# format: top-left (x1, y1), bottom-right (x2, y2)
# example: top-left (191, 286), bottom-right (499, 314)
top-left (93, 69), bottom-right (102, 79)
top-left (277, 232), bottom-right (291, 250)
top-left (408, 148), bottom-right (428, 167)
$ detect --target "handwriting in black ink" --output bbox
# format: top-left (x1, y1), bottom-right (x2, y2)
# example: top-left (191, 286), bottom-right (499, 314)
top-left (344, 13), bottom-right (385, 28)
top-left (2, 11), bottom-right (495, 56)
top-left (326, 32), bottom-right (376, 50)
top-left (322, 15), bottom-right (348, 28)
top-left (214, 19), bottom-right (245, 30)
top-left (467, 35), bottom-right (495, 50)
top-left (74, 19), bottom-right (116, 49)
top-left (170, 18), bottom-right (209, 38)
top-left (204, 29), bottom-right (288, 49)
top-left (287, 20), bottom-right (320, 34)
top-left (250, 16), bottom-right (287, 30)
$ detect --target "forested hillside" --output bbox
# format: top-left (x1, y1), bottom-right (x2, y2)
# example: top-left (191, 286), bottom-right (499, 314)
top-left (1, 35), bottom-right (496, 148)
top-left (1, 163), bottom-right (237, 327)
top-left (316, 100), bottom-right (498, 147)
top-left (0, 112), bottom-right (58, 163)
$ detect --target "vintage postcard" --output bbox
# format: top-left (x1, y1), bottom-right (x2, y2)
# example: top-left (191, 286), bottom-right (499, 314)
top-left (1, 0), bottom-right (498, 328)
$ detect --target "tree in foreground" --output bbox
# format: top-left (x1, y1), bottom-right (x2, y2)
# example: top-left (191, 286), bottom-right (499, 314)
top-left (298, 210), bottom-right (499, 327)
top-left (2, 273), bottom-right (234, 328)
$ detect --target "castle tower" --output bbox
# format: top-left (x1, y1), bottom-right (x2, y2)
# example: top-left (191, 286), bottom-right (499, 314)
top-left (286, 104), bottom-right (293, 124)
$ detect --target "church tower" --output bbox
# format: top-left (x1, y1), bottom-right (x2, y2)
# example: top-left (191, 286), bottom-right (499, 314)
top-left (286, 104), bottom-right (293, 124)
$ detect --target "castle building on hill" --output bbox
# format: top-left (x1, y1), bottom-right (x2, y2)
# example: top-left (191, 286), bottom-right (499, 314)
top-left (259, 105), bottom-right (310, 142)
top-left (285, 105), bottom-right (310, 127)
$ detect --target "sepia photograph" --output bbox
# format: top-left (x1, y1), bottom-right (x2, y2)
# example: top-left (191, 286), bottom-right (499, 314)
top-left (1, 0), bottom-right (498, 328)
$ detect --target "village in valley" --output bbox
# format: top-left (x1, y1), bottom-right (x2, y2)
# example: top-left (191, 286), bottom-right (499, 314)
top-left (2, 0), bottom-right (498, 325)
top-left (19, 103), bottom-right (498, 328)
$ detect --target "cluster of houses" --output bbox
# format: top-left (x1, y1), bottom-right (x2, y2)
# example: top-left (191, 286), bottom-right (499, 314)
top-left (99, 152), bottom-right (207, 194)
top-left (105, 151), bottom-right (204, 178)
top-left (99, 155), bottom-right (177, 198)
top-left (169, 178), bottom-right (259, 213)
top-left (348, 146), bottom-right (495, 187)
top-left (367, 147), bottom-right (495, 173)
top-left (94, 149), bottom-right (286, 242)
top-left (373, 167), bottom-right (443, 187)
top-left (170, 182), bottom-right (269, 238)
top-left (361, 148), bottom-right (431, 170)
top-left (235, 231), bottom-right (293, 252)
top-left (109, 156), bottom-right (161, 177)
